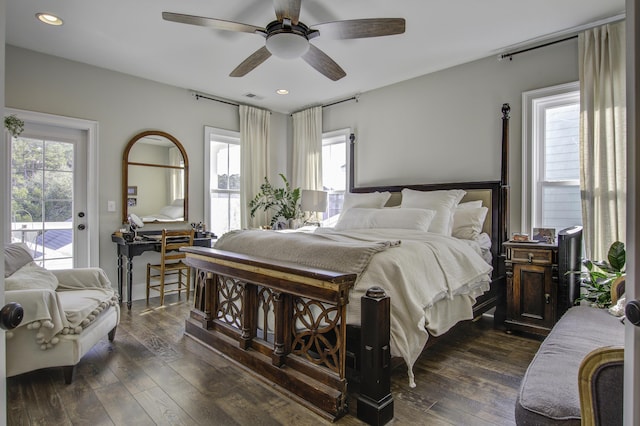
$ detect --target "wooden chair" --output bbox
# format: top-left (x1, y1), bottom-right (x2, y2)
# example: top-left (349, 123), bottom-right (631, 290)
top-left (578, 346), bottom-right (624, 426)
top-left (146, 229), bottom-right (195, 305)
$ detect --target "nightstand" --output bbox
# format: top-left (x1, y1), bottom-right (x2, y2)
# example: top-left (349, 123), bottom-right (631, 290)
top-left (503, 241), bottom-right (559, 336)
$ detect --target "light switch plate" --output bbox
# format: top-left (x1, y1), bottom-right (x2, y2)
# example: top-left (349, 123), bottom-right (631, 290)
top-left (107, 201), bottom-right (116, 212)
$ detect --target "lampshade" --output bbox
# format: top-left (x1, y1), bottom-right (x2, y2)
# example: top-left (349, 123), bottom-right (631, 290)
top-left (301, 190), bottom-right (328, 212)
top-left (266, 32), bottom-right (310, 59)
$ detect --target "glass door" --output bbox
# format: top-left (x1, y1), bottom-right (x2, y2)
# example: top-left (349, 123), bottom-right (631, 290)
top-left (9, 123), bottom-right (88, 269)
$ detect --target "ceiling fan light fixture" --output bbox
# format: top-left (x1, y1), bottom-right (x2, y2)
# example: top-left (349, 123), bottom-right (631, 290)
top-left (266, 32), bottom-right (309, 59)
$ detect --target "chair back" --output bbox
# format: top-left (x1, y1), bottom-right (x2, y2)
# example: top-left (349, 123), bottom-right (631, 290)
top-left (160, 229), bottom-right (195, 265)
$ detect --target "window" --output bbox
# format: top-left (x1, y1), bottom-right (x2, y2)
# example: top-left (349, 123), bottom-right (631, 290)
top-left (321, 129), bottom-right (350, 222)
top-left (522, 82), bottom-right (582, 236)
top-left (205, 127), bottom-right (240, 237)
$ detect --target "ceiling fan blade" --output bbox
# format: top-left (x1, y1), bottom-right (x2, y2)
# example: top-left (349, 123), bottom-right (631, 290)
top-left (301, 44), bottom-right (346, 81)
top-left (313, 18), bottom-right (405, 40)
top-left (274, 0), bottom-right (302, 25)
top-left (230, 46), bottom-right (272, 77)
top-left (162, 12), bottom-right (265, 35)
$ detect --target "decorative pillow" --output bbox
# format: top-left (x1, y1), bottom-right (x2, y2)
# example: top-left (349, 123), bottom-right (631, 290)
top-left (335, 207), bottom-right (436, 231)
top-left (342, 191), bottom-right (392, 211)
top-left (453, 206), bottom-right (489, 240)
top-left (457, 200), bottom-right (483, 210)
top-left (400, 189), bottom-right (466, 235)
top-left (4, 243), bottom-right (34, 278)
top-left (5, 262), bottom-right (59, 291)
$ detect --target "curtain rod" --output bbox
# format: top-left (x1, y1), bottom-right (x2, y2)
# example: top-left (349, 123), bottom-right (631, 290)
top-left (192, 92), bottom-right (239, 107)
top-left (191, 91), bottom-right (272, 114)
top-left (498, 13), bottom-right (625, 61)
top-left (322, 95), bottom-right (358, 109)
top-left (290, 95), bottom-right (359, 116)
top-left (191, 90), bottom-right (359, 115)
top-left (499, 35), bottom-right (577, 61)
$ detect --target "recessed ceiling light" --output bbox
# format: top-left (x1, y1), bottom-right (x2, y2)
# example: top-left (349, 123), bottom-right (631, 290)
top-left (36, 13), bottom-right (64, 26)
top-left (276, 89), bottom-right (289, 95)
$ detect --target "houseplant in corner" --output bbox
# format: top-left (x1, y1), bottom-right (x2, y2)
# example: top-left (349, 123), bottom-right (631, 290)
top-left (249, 174), bottom-right (302, 229)
top-left (577, 241), bottom-right (626, 308)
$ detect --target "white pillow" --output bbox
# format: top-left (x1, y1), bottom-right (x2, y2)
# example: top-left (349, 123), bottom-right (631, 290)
top-left (5, 262), bottom-right (59, 291)
top-left (453, 206), bottom-right (488, 240)
top-left (335, 207), bottom-right (436, 232)
top-left (342, 191), bottom-right (392, 211)
top-left (4, 243), bottom-right (34, 277)
top-left (158, 205), bottom-right (184, 219)
top-left (400, 189), bottom-right (466, 235)
top-left (457, 200), bottom-right (483, 209)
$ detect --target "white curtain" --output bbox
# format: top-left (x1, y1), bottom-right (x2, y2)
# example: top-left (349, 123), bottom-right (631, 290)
top-left (578, 21), bottom-right (626, 261)
top-left (240, 105), bottom-right (270, 228)
top-left (168, 147), bottom-right (184, 204)
top-left (292, 106), bottom-right (322, 191)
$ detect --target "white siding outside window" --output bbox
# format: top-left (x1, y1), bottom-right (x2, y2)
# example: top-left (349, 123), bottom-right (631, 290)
top-left (321, 129), bottom-right (349, 223)
top-left (522, 82), bottom-right (582, 236)
top-left (205, 127), bottom-right (241, 237)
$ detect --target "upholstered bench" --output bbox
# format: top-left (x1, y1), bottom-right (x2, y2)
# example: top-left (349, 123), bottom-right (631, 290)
top-left (515, 305), bottom-right (624, 425)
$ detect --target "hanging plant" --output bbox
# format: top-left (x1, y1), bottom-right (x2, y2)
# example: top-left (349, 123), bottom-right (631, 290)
top-left (4, 114), bottom-right (25, 137)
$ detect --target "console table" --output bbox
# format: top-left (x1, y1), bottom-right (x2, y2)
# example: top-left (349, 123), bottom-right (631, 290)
top-left (111, 230), bottom-right (216, 309)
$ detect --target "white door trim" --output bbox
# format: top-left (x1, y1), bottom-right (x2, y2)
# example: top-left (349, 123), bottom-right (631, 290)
top-left (5, 108), bottom-right (100, 266)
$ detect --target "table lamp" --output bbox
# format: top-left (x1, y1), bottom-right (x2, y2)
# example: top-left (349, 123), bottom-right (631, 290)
top-left (301, 189), bottom-right (328, 226)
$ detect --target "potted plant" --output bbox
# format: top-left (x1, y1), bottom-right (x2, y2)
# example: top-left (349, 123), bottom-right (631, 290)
top-left (577, 241), bottom-right (626, 308)
top-left (249, 174), bottom-right (302, 228)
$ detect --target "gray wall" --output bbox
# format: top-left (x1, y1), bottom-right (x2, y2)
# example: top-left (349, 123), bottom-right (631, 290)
top-left (5, 38), bottom-right (578, 299)
top-left (324, 38), bottom-right (579, 234)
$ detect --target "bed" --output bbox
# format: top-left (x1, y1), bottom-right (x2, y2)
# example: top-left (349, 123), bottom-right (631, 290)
top-left (181, 104), bottom-right (511, 422)
top-left (140, 199), bottom-right (185, 222)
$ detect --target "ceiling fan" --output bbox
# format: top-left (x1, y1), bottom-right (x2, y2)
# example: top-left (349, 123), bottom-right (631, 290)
top-left (162, 0), bottom-right (405, 81)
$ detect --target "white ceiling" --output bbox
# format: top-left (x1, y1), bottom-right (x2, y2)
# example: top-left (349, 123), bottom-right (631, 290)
top-left (6, 0), bottom-right (625, 114)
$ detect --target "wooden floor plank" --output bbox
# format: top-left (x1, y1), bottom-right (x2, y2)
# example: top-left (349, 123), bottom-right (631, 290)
top-left (93, 381), bottom-right (155, 426)
top-left (133, 386), bottom-right (197, 425)
top-left (7, 294), bottom-right (541, 425)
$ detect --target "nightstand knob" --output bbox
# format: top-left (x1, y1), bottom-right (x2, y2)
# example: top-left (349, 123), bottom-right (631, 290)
top-left (528, 253), bottom-right (534, 263)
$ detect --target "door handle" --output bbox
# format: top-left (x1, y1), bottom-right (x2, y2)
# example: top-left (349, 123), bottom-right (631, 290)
top-left (626, 300), bottom-right (640, 326)
top-left (1, 302), bottom-right (24, 330)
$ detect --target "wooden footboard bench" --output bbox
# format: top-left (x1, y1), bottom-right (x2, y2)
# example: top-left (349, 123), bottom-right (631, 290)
top-left (181, 246), bottom-right (392, 422)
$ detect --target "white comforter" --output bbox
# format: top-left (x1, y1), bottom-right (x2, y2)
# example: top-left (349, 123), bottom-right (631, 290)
top-left (313, 228), bottom-right (492, 386)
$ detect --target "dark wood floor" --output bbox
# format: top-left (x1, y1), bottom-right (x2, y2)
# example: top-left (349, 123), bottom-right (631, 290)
top-left (7, 295), bottom-right (542, 425)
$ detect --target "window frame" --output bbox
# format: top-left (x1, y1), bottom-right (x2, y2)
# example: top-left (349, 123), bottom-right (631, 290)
top-left (204, 126), bottom-right (240, 236)
top-left (521, 81), bottom-right (580, 234)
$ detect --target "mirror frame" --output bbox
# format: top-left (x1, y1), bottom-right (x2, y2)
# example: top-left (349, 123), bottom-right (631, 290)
top-left (121, 130), bottom-right (189, 224)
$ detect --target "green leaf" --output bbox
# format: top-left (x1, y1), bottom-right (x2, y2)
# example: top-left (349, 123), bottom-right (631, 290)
top-left (607, 241), bottom-right (626, 272)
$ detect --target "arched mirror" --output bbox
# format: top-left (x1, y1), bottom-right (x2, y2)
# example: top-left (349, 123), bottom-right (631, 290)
top-left (122, 130), bottom-right (189, 224)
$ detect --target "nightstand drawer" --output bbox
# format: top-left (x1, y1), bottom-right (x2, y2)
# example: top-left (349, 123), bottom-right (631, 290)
top-left (510, 248), bottom-right (553, 264)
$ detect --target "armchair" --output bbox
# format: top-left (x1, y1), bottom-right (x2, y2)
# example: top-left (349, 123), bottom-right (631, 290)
top-left (3, 243), bottom-right (120, 383)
